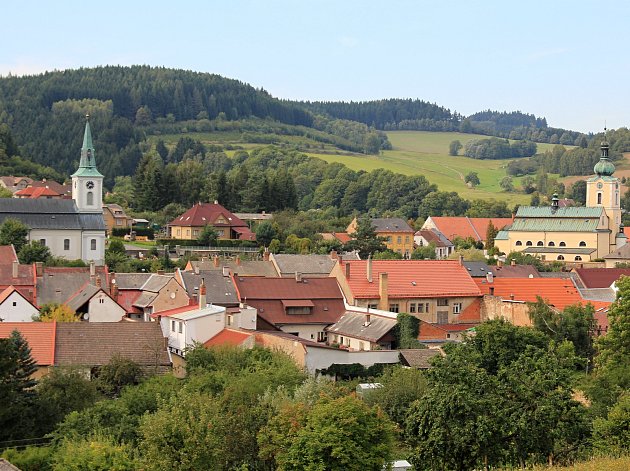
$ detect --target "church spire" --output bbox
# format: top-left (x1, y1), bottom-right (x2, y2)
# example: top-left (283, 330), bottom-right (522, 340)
top-left (594, 127), bottom-right (615, 177)
top-left (72, 114), bottom-right (103, 178)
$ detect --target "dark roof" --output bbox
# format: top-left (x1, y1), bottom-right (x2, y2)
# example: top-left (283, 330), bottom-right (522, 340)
top-left (463, 261), bottom-right (491, 277)
top-left (493, 265), bottom-right (540, 278)
top-left (188, 259), bottom-right (278, 277)
top-left (65, 283), bottom-right (101, 312)
top-left (113, 273), bottom-right (152, 290)
top-left (371, 218), bottom-right (414, 233)
top-left (0, 199), bottom-right (105, 230)
top-left (140, 274), bottom-right (174, 293)
top-left (326, 311), bottom-right (396, 342)
top-left (415, 229), bottom-right (453, 248)
top-left (604, 243), bottom-right (630, 260)
top-left (54, 322), bottom-right (170, 367)
top-left (399, 349), bottom-right (443, 369)
top-left (179, 270), bottom-right (239, 305)
top-left (168, 202), bottom-right (248, 227)
top-left (574, 268), bottom-right (630, 289)
top-left (36, 267), bottom-right (108, 306)
top-left (272, 254), bottom-right (336, 276)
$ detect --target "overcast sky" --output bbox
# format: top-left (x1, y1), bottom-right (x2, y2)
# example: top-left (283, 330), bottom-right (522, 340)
top-left (2, 0), bottom-right (628, 133)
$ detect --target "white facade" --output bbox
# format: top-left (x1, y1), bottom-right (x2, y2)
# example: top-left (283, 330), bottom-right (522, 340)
top-left (0, 290), bottom-right (39, 322)
top-left (160, 305), bottom-right (227, 355)
top-left (303, 347), bottom-right (399, 376)
top-left (86, 292), bottom-right (126, 322)
top-left (72, 177), bottom-right (103, 213)
top-left (279, 323), bottom-right (329, 343)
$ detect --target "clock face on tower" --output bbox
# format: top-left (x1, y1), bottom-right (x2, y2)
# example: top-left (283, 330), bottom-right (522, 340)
top-left (597, 182), bottom-right (603, 189)
top-left (86, 181), bottom-right (95, 189)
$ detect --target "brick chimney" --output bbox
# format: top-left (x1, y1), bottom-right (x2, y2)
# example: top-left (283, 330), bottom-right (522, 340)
top-left (330, 250), bottom-right (338, 260)
top-left (345, 262), bottom-right (351, 279)
top-left (213, 255), bottom-right (220, 267)
top-left (295, 272), bottom-right (302, 283)
top-left (458, 254), bottom-right (464, 266)
top-left (110, 278), bottom-right (119, 302)
top-left (378, 272), bottom-right (389, 311)
top-left (12, 261), bottom-right (18, 279)
top-left (89, 260), bottom-right (96, 284)
top-left (497, 259), bottom-right (504, 268)
top-left (367, 255), bottom-right (373, 283)
top-left (263, 247), bottom-right (270, 261)
top-left (486, 272), bottom-right (493, 283)
top-left (199, 278), bottom-right (207, 308)
top-left (95, 276), bottom-right (102, 288)
top-left (35, 262), bottom-right (43, 277)
top-left (236, 255), bottom-right (241, 266)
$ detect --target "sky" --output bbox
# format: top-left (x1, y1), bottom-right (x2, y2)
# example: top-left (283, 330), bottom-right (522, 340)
top-left (2, 0), bottom-right (629, 133)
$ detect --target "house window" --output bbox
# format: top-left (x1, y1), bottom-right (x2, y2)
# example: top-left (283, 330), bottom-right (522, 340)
top-left (346, 338), bottom-right (351, 347)
top-left (557, 255), bottom-right (565, 261)
top-left (437, 311), bottom-right (448, 324)
top-left (87, 191), bottom-right (94, 206)
top-left (286, 306), bottom-right (312, 315)
top-left (437, 298), bottom-right (449, 306)
top-left (548, 241), bottom-right (555, 246)
top-left (227, 315), bottom-right (233, 326)
top-left (317, 332), bottom-right (327, 342)
top-left (389, 303), bottom-right (399, 313)
top-left (64, 239), bottom-right (70, 251)
top-left (405, 235), bottom-right (410, 243)
top-left (418, 303), bottom-right (424, 313)
top-left (515, 241), bottom-right (522, 246)
top-left (425, 303), bottom-right (430, 313)
top-left (537, 241), bottom-right (543, 246)
top-left (387, 236), bottom-right (392, 243)
top-left (597, 192), bottom-right (602, 205)
top-left (368, 303), bottom-right (378, 309)
top-left (526, 241), bottom-right (533, 246)
top-left (575, 256), bottom-right (583, 261)
top-left (409, 303), bottom-right (416, 313)
top-left (176, 229), bottom-right (181, 237)
top-left (453, 303), bottom-right (462, 314)
top-left (193, 229), bottom-right (199, 236)
top-left (12, 301), bottom-right (17, 307)
top-left (178, 322), bottom-right (183, 334)
top-left (217, 229), bottom-right (225, 237)
top-left (116, 219), bottom-right (123, 226)
top-left (39, 239), bottom-right (46, 246)
top-left (99, 298), bottom-right (105, 304)
top-left (186, 229), bottom-right (190, 237)
top-left (579, 241), bottom-right (586, 247)
top-left (397, 236), bottom-right (402, 244)
top-left (559, 241), bottom-right (566, 247)
top-left (171, 320), bottom-right (176, 332)
top-left (91, 239), bottom-right (97, 251)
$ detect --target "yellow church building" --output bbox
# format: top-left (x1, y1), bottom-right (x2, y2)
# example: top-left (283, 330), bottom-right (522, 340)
top-left (495, 139), bottom-right (626, 262)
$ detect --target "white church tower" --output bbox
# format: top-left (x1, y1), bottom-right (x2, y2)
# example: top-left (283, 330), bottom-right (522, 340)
top-left (72, 114), bottom-right (104, 212)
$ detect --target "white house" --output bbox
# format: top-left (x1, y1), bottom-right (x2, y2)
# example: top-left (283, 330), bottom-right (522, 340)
top-left (0, 285), bottom-right (39, 322)
top-left (0, 116), bottom-right (106, 264)
top-left (64, 283), bottom-right (127, 322)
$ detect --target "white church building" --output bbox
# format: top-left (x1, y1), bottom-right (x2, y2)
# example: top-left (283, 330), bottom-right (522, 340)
top-left (0, 116), bottom-right (106, 264)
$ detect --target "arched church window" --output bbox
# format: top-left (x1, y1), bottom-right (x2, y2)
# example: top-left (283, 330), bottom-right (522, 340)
top-left (515, 241), bottom-right (522, 246)
top-left (559, 241), bottom-right (566, 247)
top-left (575, 256), bottom-right (582, 261)
top-left (557, 255), bottom-right (565, 261)
top-left (579, 241), bottom-right (586, 247)
top-left (87, 191), bottom-right (94, 206)
top-left (537, 241), bottom-right (543, 246)
top-left (90, 239), bottom-right (96, 251)
top-left (526, 241), bottom-right (533, 246)
top-left (548, 241), bottom-right (555, 246)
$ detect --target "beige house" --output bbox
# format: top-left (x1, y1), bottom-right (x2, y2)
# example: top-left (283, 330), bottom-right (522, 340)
top-left (102, 204), bottom-right (133, 233)
top-left (495, 140), bottom-right (626, 262)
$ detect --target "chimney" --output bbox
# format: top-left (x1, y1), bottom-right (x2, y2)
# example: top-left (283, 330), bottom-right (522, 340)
top-left (367, 255), bottom-right (373, 283)
top-left (263, 247), bottom-right (270, 261)
top-left (458, 254), bottom-right (464, 266)
top-left (222, 266), bottom-right (230, 277)
top-left (213, 255), bottom-right (220, 267)
top-left (295, 272), bottom-right (302, 283)
top-left (489, 286), bottom-right (495, 296)
top-left (497, 259), bottom-right (504, 268)
top-left (199, 278), bottom-right (207, 308)
top-left (486, 272), bottom-right (493, 283)
top-left (510, 259), bottom-right (516, 266)
top-left (157, 269), bottom-right (165, 275)
top-left (330, 250), bottom-right (338, 260)
top-left (345, 262), bottom-right (351, 279)
top-left (35, 262), bottom-right (43, 277)
top-left (364, 312), bottom-right (371, 326)
top-left (110, 279), bottom-right (119, 302)
top-left (510, 293), bottom-right (515, 300)
top-left (89, 260), bottom-right (95, 277)
top-left (194, 265), bottom-right (200, 275)
top-left (12, 261), bottom-right (18, 278)
top-left (201, 256), bottom-right (208, 262)
top-left (95, 276), bottom-right (102, 288)
top-left (378, 272), bottom-right (389, 311)
top-left (235, 255), bottom-right (241, 266)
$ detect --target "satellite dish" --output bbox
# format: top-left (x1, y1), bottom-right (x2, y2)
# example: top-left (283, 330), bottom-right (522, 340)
top-left (83, 313), bottom-right (90, 320)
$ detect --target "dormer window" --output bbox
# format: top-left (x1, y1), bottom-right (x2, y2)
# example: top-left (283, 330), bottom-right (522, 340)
top-left (282, 299), bottom-right (314, 315)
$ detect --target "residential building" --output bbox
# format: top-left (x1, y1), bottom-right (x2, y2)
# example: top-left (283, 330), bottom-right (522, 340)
top-left (347, 217), bottom-right (415, 256)
top-left (0, 286), bottom-right (39, 322)
top-left (14, 186), bottom-right (65, 199)
top-left (320, 232), bottom-right (352, 244)
top-left (167, 201), bottom-right (255, 241)
top-left (332, 259), bottom-right (481, 324)
top-left (414, 229), bottom-right (454, 258)
top-left (495, 141), bottom-right (626, 262)
top-left (35, 263), bottom-right (109, 307)
top-left (463, 260), bottom-right (540, 278)
top-left (417, 320), bottom-right (476, 345)
top-left (113, 273), bottom-right (189, 320)
top-left (326, 310), bottom-right (397, 351)
top-left (0, 117), bottom-right (106, 264)
top-left (0, 176), bottom-right (33, 194)
top-left (233, 275), bottom-right (346, 342)
top-left (573, 267), bottom-right (630, 289)
top-left (421, 216), bottom-right (513, 246)
top-left (102, 203), bottom-right (133, 232)
top-left (603, 243), bottom-right (630, 268)
top-left (64, 283), bottom-right (126, 322)
top-left (398, 349), bottom-right (443, 369)
top-left (0, 246), bottom-right (36, 303)
top-left (185, 254), bottom-right (278, 277)
top-left (175, 268), bottom-right (240, 307)
top-left (270, 252), bottom-right (340, 277)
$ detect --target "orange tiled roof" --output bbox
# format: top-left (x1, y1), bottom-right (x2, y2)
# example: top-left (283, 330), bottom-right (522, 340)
top-left (204, 328), bottom-right (253, 347)
top-left (0, 245), bottom-right (18, 264)
top-left (15, 186), bottom-right (61, 198)
top-left (475, 278), bottom-right (611, 310)
top-left (429, 217), bottom-right (513, 242)
top-left (0, 322), bottom-right (56, 365)
top-left (343, 260), bottom-right (481, 299)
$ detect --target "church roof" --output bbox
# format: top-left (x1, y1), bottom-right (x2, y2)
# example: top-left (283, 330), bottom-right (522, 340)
top-left (0, 199), bottom-right (105, 230)
top-left (523, 247), bottom-right (596, 255)
top-left (515, 206), bottom-right (603, 218)
top-left (509, 218), bottom-right (600, 232)
top-left (71, 116), bottom-right (103, 178)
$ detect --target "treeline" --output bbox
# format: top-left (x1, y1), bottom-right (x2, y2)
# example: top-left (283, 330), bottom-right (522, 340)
top-left (463, 137), bottom-right (537, 160)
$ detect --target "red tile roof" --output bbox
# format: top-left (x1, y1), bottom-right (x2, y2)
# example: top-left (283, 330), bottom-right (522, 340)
top-left (14, 186), bottom-right (62, 198)
top-left (475, 278), bottom-right (611, 310)
top-left (342, 260), bottom-right (481, 299)
top-left (0, 245), bottom-right (18, 264)
top-left (574, 268), bottom-right (630, 289)
top-left (204, 328), bottom-right (253, 347)
top-left (0, 256), bottom-right (36, 303)
top-left (115, 290), bottom-right (144, 315)
top-left (428, 217), bottom-right (513, 242)
top-left (335, 232), bottom-right (352, 243)
top-left (151, 303), bottom-right (198, 318)
top-left (0, 322), bottom-right (56, 365)
top-left (169, 202), bottom-right (248, 228)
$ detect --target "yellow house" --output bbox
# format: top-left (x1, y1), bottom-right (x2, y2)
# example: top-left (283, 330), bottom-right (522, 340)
top-left (495, 140), bottom-right (626, 262)
top-left (167, 201), bottom-right (255, 241)
top-left (347, 217), bottom-right (415, 257)
top-left (102, 203), bottom-right (133, 233)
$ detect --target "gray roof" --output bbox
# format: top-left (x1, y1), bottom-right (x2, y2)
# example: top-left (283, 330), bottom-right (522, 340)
top-left (188, 259), bottom-right (278, 277)
top-left (604, 243), bottom-right (630, 260)
top-left (0, 199), bottom-right (105, 230)
top-left (180, 270), bottom-right (239, 306)
top-left (399, 349), bottom-right (443, 369)
top-left (272, 254), bottom-right (336, 276)
top-left (371, 218), bottom-right (414, 233)
top-left (140, 274), bottom-right (173, 293)
top-left (463, 261), bottom-right (491, 277)
top-left (538, 271), bottom-right (575, 279)
top-left (132, 291), bottom-right (158, 308)
top-left (578, 287), bottom-right (616, 303)
top-left (523, 247), bottom-right (596, 255)
top-left (113, 273), bottom-right (152, 290)
top-left (326, 311), bottom-right (396, 342)
top-left (36, 268), bottom-right (108, 305)
top-left (65, 284), bottom-right (101, 312)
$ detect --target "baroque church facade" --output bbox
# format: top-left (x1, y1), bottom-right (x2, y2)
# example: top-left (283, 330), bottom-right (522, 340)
top-left (0, 116), bottom-right (106, 264)
top-left (495, 139), bottom-right (626, 262)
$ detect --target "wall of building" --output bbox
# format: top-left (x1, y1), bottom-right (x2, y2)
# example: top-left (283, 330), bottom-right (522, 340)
top-left (304, 347), bottom-right (399, 375)
top-left (254, 332), bottom-right (307, 368)
top-left (87, 293), bottom-right (126, 322)
top-left (352, 295), bottom-right (477, 324)
top-left (480, 295), bottom-right (531, 326)
top-left (329, 333), bottom-right (378, 351)
top-left (0, 292), bottom-right (38, 322)
top-left (151, 279), bottom-right (189, 313)
top-left (381, 231), bottom-right (415, 256)
top-left (29, 229), bottom-right (83, 261)
top-left (279, 323), bottom-right (328, 343)
top-left (169, 224), bottom-right (235, 241)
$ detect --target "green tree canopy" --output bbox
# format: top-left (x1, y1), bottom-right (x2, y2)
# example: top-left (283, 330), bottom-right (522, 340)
top-left (0, 217), bottom-right (29, 252)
